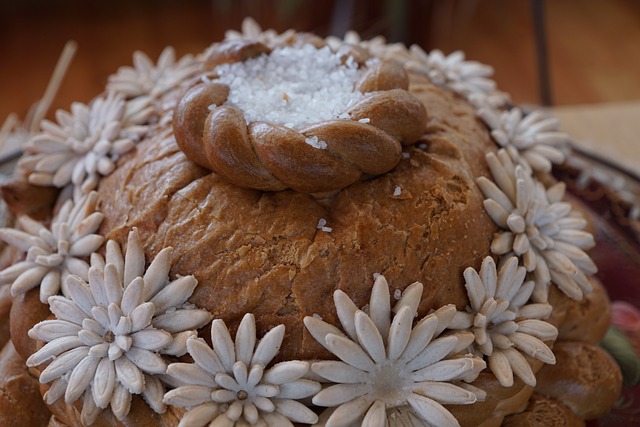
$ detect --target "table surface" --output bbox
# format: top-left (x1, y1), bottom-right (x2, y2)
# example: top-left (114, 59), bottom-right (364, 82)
top-left (554, 101), bottom-right (640, 174)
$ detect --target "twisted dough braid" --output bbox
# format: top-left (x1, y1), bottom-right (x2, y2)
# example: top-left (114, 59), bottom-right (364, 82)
top-left (173, 39), bottom-right (427, 194)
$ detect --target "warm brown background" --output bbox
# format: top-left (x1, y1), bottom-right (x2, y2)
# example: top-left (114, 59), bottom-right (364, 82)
top-left (1, 0), bottom-right (639, 123)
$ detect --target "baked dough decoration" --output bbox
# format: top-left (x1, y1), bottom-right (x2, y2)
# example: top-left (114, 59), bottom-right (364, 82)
top-left (172, 38), bottom-right (427, 194)
top-left (304, 275), bottom-right (486, 427)
top-left (164, 312), bottom-right (321, 426)
top-left (452, 256), bottom-right (557, 387)
top-left (477, 106), bottom-right (568, 174)
top-left (476, 150), bottom-right (597, 303)
top-left (25, 229), bottom-right (213, 424)
top-left (107, 47), bottom-right (201, 125)
top-left (19, 92), bottom-right (148, 199)
top-left (0, 191), bottom-right (103, 303)
top-left (0, 17), bottom-right (621, 427)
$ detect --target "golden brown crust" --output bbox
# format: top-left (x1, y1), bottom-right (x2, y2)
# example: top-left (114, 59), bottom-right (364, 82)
top-left (1, 177), bottom-right (59, 220)
top-left (547, 276), bottom-right (611, 344)
top-left (173, 85), bottom-right (414, 193)
top-left (346, 89), bottom-right (428, 144)
top-left (1, 37), bottom-right (619, 427)
top-left (534, 341), bottom-right (622, 420)
top-left (0, 341), bottom-right (51, 426)
top-left (175, 41), bottom-right (428, 193)
top-left (335, 43), bottom-right (371, 64)
top-left (0, 285), bottom-right (12, 350)
top-left (256, 119), bottom-right (405, 192)
top-left (300, 120), bottom-right (402, 176)
top-left (49, 415), bottom-right (67, 426)
top-left (448, 372), bottom-right (533, 427)
top-left (10, 288), bottom-right (51, 360)
top-left (173, 83), bottom-right (230, 170)
top-left (502, 395), bottom-right (585, 427)
top-left (204, 39), bottom-right (271, 70)
top-left (203, 106), bottom-right (286, 191)
top-left (354, 59), bottom-right (409, 93)
top-left (96, 78), bottom-right (498, 361)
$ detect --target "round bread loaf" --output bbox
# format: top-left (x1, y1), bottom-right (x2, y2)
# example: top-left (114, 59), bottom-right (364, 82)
top-left (0, 19), bottom-right (624, 427)
top-left (96, 73), bottom-right (497, 362)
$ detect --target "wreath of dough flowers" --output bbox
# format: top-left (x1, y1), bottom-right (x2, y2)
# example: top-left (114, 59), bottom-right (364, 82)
top-left (172, 37), bottom-right (428, 194)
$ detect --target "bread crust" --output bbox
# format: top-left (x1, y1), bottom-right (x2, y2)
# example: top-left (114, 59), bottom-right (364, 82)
top-left (96, 76), bottom-right (498, 362)
top-left (0, 341), bottom-right (51, 426)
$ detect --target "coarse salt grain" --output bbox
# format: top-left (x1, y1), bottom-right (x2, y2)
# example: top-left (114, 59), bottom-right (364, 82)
top-left (393, 186), bottom-right (402, 196)
top-left (402, 152), bottom-right (410, 159)
top-left (213, 44), bottom-right (365, 129)
top-left (305, 136), bottom-right (327, 149)
top-left (316, 218), bottom-right (333, 233)
top-left (358, 118), bottom-right (371, 124)
top-left (394, 289), bottom-right (402, 300)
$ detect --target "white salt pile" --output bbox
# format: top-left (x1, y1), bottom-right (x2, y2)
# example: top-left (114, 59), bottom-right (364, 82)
top-left (214, 44), bottom-right (365, 129)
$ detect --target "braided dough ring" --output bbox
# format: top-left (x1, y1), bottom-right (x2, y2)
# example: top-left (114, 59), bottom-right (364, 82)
top-left (173, 39), bottom-right (427, 194)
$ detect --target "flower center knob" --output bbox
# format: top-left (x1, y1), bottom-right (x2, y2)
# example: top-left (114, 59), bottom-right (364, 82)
top-left (104, 331), bottom-right (115, 343)
top-left (368, 361), bottom-right (410, 405)
top-left (237, 390), bottom-right (249, 400)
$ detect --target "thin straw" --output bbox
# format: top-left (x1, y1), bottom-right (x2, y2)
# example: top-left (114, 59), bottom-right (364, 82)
top-left (28, 40), bottom-right (78, 133)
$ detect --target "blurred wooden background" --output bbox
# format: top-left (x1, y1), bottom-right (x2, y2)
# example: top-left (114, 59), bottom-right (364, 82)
top-left (1, 0), bottom-right (639, 123)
